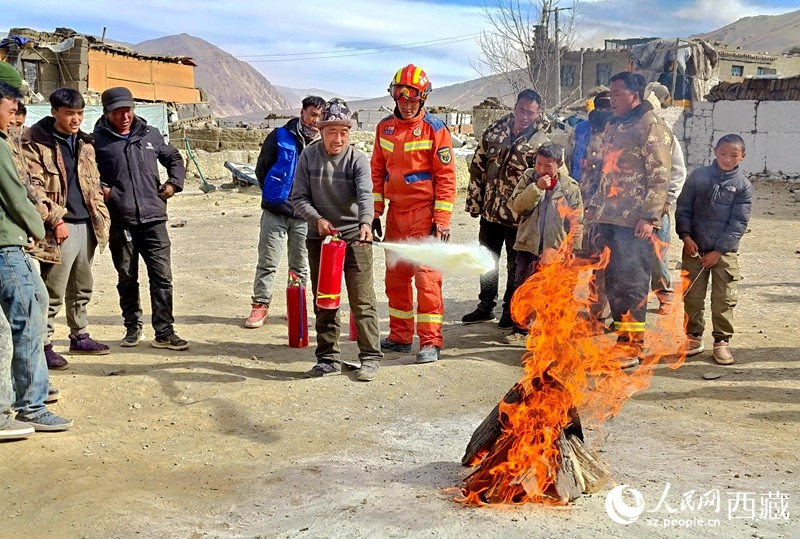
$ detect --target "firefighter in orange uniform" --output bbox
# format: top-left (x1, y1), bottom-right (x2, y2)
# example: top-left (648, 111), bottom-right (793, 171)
top-left (371, 64), bottom-right (456, 364)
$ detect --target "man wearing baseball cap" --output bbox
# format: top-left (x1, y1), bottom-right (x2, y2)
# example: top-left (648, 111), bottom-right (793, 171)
top-left (93, 86), bottom-right (189, 350)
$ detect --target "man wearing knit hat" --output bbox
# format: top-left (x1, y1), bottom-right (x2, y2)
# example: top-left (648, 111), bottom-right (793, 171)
top-left (291, 98), bottom-right (382, 381)
top-left (0, 62), bottom-right (22, 89)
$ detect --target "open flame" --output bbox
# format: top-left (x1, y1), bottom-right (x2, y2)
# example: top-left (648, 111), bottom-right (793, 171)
top-left (457, 231), bottom-right (687, 506)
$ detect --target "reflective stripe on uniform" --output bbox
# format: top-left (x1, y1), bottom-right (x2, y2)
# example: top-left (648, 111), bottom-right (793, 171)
top-left (434, 200), bottom-right (453, 212)
top-left (379, 138), bottom-right (394, 152)
top-left (389, 308), bottom-right (415, 320)
top-left (613, 321), bottom-right (646, 332)
top-left (373, 192), bottom-right (384, 202)
top-left (417, 313), bottom-right (443, 324)
top-left (404, 140), bottom-right (433, 152)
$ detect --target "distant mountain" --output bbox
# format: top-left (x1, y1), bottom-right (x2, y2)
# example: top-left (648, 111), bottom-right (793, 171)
top-left (695, 9), bottom-right (800, 53)
top-left (275, 86), bottom-right (366, 109)
top-left (134, 33), bottom-right (291, 117)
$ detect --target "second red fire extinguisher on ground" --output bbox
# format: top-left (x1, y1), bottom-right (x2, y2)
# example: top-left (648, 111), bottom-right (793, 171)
top-left (286, 271), bottom-right (308, 348)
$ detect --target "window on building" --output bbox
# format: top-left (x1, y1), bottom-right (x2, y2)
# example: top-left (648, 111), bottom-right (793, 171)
top-left (561, 64), bottom-right (576, 87)
top-left (731, 65), bottom-right (744, 77)
top-left (756, 66), bottom-right (776, 76)
top-left (21, 60), bottom-right (39, 93)
top-left (596, 63), bottom-right (612, 86)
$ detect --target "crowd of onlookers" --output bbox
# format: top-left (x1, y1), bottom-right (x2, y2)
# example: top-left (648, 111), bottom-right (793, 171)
top-left (0, 60), bottom-right (752, 442)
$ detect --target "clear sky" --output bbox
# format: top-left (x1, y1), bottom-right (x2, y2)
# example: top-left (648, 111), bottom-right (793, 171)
top-left (5, 0), bottom-right (798, 98)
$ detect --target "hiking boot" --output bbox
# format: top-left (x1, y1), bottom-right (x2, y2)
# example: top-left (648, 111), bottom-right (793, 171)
top-left (121, 326), bottom-right (143, 347)
top-left (380, 337), bottom-right (412, 354)
top-left (69, 333), bottom-right (110, 355)
top-left (356, 360), bottom-right (379, 382)
top-left (497, 312), bottom-right (513, 330)
top-left (151, 333), bottom-right (190, 351)
top-left (306, 361), bottom-right (341, 378)
top-left (680, 336), bottom-right (704, 357)
top-left (503, 331), bottom-right (527, 346)
top-left (611, 343), bottom-right (642, 369)
top-left (244, 304), bottom-right (268, 328)
top-left (15, 410), bottom-right (73, 432)
top-left (415, 345), bottom-right (441, 364)
top-left (0, 419), bottom-right (35, 441)
top-left (462, 308), bottom-right (495, 325)
top-left (713, 341), bottom-right (735, 365)
top-left (44, 343), bottom-right (69, 370)
top-left (45, 386), bottom-right (60, 404)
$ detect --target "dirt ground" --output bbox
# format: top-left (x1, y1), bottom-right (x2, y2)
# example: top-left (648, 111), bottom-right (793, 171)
top-left (2, 180), bottom-right (797, 539)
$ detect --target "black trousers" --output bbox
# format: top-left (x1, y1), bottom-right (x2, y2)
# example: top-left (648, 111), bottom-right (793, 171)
top-left (596, 223), bottom-right (653, 344)
top-left (476, 218), bottom-right (518, 316)
top-left (109, 221), bottom-right (175, 339)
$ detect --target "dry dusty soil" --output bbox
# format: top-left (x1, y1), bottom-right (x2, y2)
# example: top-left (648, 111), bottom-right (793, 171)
top-left (2, 180), bottom-right (798, 539)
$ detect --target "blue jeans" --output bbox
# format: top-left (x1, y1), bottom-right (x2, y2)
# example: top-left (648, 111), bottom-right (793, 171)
top-left (0, 247), bottom-right (49, 418)
top-left (0, 307), bottom-right (15, 426)
top-left (650, 213), bottom-right (673, 300)
top-left (251, 209), bottom-right (309, 306)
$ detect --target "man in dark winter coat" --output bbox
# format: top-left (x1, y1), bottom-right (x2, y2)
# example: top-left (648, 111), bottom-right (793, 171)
top-left (93, 86), bottom-right (189, 351)
top-left (244, 95), bottom-right (324, 329)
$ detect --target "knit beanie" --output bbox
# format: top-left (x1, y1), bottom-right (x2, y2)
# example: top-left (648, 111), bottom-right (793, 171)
top-left (0, 62), bottom-right (22, 89)
top-left (317, 98), bottom-right (353, 129)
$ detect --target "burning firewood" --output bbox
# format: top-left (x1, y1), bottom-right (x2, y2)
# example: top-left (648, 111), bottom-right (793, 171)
top-left (456, 231), bottom-right (681, 507)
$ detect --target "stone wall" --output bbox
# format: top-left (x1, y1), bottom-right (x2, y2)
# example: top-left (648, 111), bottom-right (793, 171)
top-left (680, 100), bottom-right (800, 179)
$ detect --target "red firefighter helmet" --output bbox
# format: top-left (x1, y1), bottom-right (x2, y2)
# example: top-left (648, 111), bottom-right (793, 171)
top-left (388, 64), bottom-right (432, 102)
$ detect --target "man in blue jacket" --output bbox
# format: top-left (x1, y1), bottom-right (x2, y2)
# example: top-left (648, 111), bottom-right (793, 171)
top-left (93, 87), bottom-right (188, 350)
top-left (245, 95), bottom-right (324, 329)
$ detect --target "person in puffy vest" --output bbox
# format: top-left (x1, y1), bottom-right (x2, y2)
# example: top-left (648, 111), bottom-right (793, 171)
top-left (245, 95), bottom-right (325, 329)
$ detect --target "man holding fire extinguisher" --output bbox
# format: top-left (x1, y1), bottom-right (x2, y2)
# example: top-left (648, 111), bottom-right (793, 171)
top-left (290, 98), bottom-right (383, 381)
top-left (371, 64), bottom-right (456, 364)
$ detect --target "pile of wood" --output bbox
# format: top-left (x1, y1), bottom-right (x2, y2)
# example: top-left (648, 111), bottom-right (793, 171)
top-left (706, 75), bottom-right (800, 102)
top-left (461, 382), bottom-right (611, 505)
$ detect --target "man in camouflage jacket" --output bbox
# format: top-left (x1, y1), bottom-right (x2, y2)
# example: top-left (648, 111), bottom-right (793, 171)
top-left (22, 88), bottom-right (111, 369)
top-left (586, 72), bottom-right (673, 368)
top-left (463, 89), bottom-right (550, 329)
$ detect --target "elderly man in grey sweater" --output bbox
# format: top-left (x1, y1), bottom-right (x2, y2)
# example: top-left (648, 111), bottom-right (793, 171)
top-left (291, 98), bottom-right (383, 381)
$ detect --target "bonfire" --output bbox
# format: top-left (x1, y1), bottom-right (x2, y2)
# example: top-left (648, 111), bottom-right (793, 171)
top-left (457, 228), bottom-right (686, 506)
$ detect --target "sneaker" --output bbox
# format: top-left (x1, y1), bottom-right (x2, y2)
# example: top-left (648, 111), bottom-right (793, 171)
top-left (244, 304), bottom-right (268, 329)
top-left (611, 343), bottom-right (642, 369)
top-left (15, 410), bottom-right (73, 432)
top-left (68, 333), bottom-right (110, 355)
top-left (680, 336), bottom-right (704, 357)
top-left (497, 312), bottom-right (513, 330)
top-left (121, 326), bottom-right (143, 347)
top-left (151, 333), bottom-right (190, 351)
top-left (380, 337), bottom-right (412, 354)
top-left (306, 361), bottom-right (341, 377)
top-left (0, 419), bottom-right (35, 441)
top-left (44, 343), bottom-right (69, 370)
top-left (462, 308), bottom-right (495, 325)
top-left (356, 360), bottom-right (379, 382)
top-left (503, 331), bottom-right (527, 346)
top-left (45, 386), bottom-right (60, 404)
top-left (415, 345), bottom-right (441, 364)
top-left (713, 341), bottom-right (735, 365)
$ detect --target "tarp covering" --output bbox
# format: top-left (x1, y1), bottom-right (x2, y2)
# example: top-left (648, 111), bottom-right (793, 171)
top-left (22, 103), bottom-right (170, 141)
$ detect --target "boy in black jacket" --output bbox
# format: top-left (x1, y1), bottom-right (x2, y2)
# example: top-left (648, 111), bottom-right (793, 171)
top-left (675, 134), bottom-right (752, 365)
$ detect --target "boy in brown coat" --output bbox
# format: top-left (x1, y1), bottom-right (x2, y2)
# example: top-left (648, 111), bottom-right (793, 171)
top-left (23, 88), bottom-right (111, 369)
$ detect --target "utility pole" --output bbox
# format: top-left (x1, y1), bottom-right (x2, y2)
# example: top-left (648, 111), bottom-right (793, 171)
top-left (547, 5), bottom-right (573, 108)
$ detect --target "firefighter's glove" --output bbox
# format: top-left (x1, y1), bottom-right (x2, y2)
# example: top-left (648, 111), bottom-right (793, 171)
top-left (430, 224), bottom-right (450, 243)
top-left (371, 218), bottom-right (383, 241)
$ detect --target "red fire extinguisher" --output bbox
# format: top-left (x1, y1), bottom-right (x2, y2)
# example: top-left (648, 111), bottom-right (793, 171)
top-left (316, 234), bottom-right (346, 310)
top-left (286, 271), bottom-right (308, 348)
top-left (349, 311), bottom-right (358, 341)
